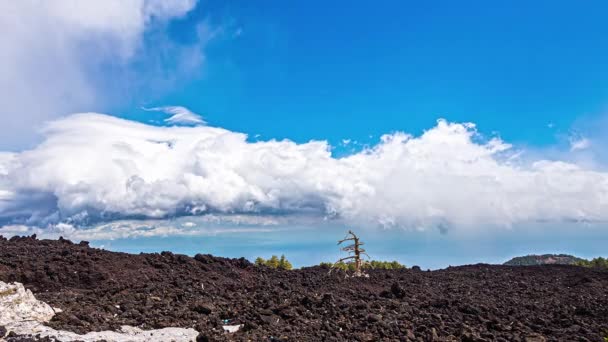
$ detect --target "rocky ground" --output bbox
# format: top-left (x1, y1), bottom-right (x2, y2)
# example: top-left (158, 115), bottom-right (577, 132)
top-left (0, 235), bottom-right (607, 341)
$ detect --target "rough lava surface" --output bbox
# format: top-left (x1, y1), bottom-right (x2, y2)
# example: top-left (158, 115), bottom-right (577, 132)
top-left (0, 281), bottom-right (197, 341)
top-left (0, 235), bottom-right (607, 341)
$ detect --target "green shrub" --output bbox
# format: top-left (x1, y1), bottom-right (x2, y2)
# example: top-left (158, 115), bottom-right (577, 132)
top-left (267, 255), bottom-right (280, 268)
top-left (575, 257), bottom-right (608, 269)
top-left (367, 260), bottom-right (406, 270)
top-left (279, 254), bottom-right (293, 270)
top-left (254, 257), bottom-right (266, 266)
top-left (329, 261), bottom-right (357, 271)
top-left (321, 260), bottom-right (405, 270)
top-left (254, 255), bottom-right (293, 270)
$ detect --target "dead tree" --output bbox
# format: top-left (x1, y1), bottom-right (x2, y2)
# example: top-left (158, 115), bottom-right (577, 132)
top-left (330, 230), bottom-right (370, 277)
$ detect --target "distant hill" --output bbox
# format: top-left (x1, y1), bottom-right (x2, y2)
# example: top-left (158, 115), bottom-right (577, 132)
top-left (504, 254), bottom-right (584, 266)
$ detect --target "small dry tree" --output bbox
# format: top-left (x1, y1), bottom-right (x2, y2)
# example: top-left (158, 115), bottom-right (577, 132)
top-left (329, 230), bottom-right (370, 277)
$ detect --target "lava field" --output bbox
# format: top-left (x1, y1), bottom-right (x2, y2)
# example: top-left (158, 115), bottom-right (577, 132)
top-left (1, 235), bottom-right (607, 341)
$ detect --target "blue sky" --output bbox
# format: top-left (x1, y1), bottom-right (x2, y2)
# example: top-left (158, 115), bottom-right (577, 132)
top-left (84, 221), bottom-right (608, 270)
top-left (1, 1), bottom-right (608, 267)
top-left (125, 0), bottom-right (608, 149)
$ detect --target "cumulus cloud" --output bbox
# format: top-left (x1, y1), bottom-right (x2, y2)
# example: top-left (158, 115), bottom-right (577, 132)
top-left (0, 0), bottom-right (199, 150)
top-left (1, 113), bottom-right (607, 233)
top-left (143, 106), bottom-right (206, 125)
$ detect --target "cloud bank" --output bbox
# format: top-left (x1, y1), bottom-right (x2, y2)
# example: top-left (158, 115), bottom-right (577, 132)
top-left (0, 0), bottom-right (199, 150)
top-left (1, 114), bottom-right (607, 233)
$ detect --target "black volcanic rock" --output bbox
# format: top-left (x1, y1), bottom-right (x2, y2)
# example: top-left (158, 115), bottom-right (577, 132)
top-left (0, 236), bottom-right (607, 341)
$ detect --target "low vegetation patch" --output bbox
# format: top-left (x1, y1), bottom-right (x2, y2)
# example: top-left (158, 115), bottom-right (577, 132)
top-left (576, 257), bottom-right (608, 269)
top-left (254, 255), bottom-right (293, 270)
top-left (320, 259), bottom-right (405, 271)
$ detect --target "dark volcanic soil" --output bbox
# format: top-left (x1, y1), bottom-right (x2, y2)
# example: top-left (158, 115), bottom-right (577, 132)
top-left (1, 236), bottom-right (607, 341)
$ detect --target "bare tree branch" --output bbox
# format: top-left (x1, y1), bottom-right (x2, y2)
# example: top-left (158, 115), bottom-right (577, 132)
top-left (329, 230), bottom-right (369, 277)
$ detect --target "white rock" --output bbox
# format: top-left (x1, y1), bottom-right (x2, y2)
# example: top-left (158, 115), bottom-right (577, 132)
top-left (222, 324), bottom-right (243, 333)
top-left (0, 281), bottom-right (55, 325)
top-left (0, 281), bottom-right (199, 342)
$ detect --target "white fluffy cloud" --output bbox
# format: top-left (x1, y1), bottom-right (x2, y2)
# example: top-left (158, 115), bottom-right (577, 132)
top-left (1, 113), bottom-right (607, 232)
top-left (0, 0), bottom-right (198, 150)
